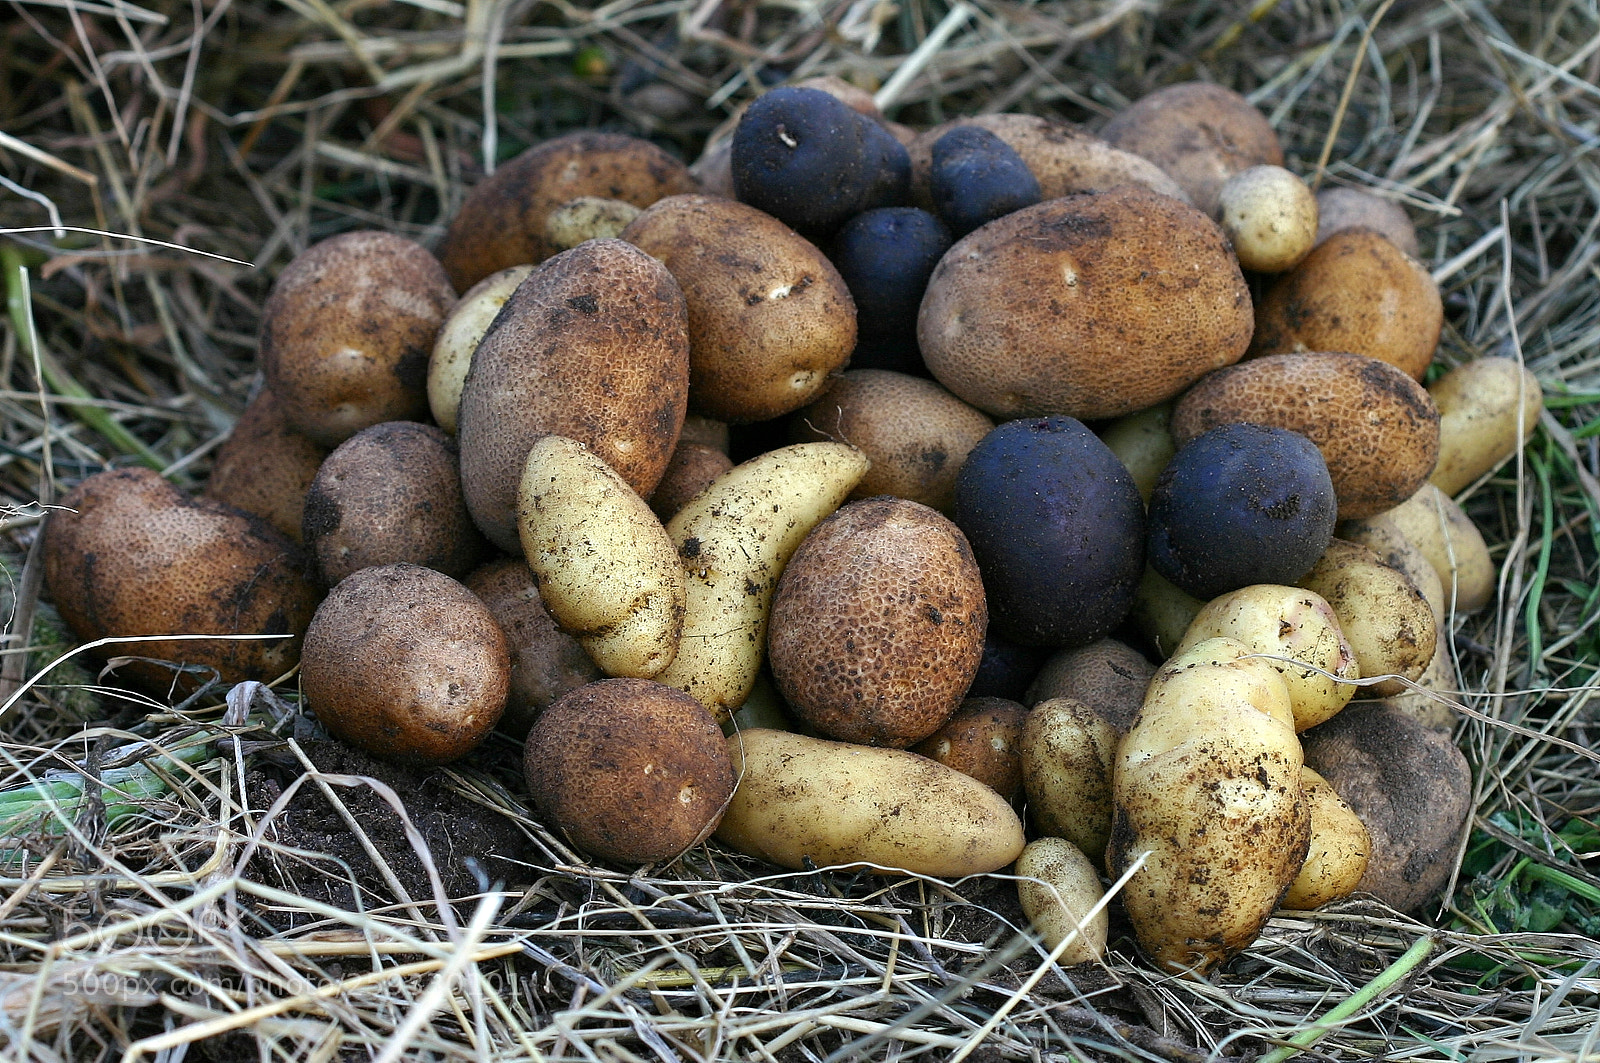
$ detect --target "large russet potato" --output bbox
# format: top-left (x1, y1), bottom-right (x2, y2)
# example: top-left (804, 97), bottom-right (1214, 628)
top-left (44, 467), bottom-right (320, 691)
top-left (456, 238), bottom-right (690, 553)
top-left (919, 187), bottom-right (1253, 422)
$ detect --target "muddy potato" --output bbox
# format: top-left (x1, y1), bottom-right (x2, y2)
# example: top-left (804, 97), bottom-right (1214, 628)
top-left (1337, 513), bottom-right (1447, 626)
top-left (1175, 585), bottom-right (1359, 732)
top-left (621, 194), bottom-right (856, 423)
top-left (545, 196), bottom-right (642, 251)
top-left (790, 370), bottom-right (993, 514)
top-left (301, 563), bottom-right (509, 765)
top-left (1314, 188), bottom-right (1419, 257)
top-left (1299, 540), bottom-right (1436, 699)
top-left (1380, 484), bottom-right (1494, 613)
top-left (44, 467), bottom-right (319, 691)
top-left (260, 231), bottom-right (455, 447)
top-left (428, 265), bottom-right (534, 435)
top-left (1382, 637), bottom-right (1459, 731)
top-left (1026, 639), bottom-right (1154, 732)
top-left (1301, 701), bottom-right (1472, 913)
top-left (1217, 164), bottom-right (1318, 272)
top-left (456, 239), bottom-right (689, 553)
top-left (1172, 351), bottom-right (1441, 521)
top-left (1016, 837), bottom-right (1109, 963)
top-left (920, 187), bottom-right (1252, 422)
top-left (912, 697), bottom-right (1028, 799)
top-left (1282, 766), bottom-right (1371, 910)
top-left (1108, 638), bottom-right (1309, 975)
top-left (649, 440), bottom-right (734, 522)
top-left (1429, 357), bottom-right (1544, 495)
top-left (205, 387), bottom-right (329, 544)
top-left (1099, 403), bottom-right (1176, 504)
top-left (1130, 566), bottom-right (1207, 660)
top-left (769, 498), bottom-right (987, 748)
top-left (437, 132), bottom-right (697, 292)
top-left (715, 728), bottom-right (1026, 876)
top-left (526, 678), bottom-right (734, 864)
top-left (1021, 697), bottom-right (1119, 862)
top-left (1249, 230), bottom-right (1443, 382)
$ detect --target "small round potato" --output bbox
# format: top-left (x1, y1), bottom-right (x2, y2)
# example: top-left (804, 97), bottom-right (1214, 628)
top-left (1025, 638), bottom-right (1154, 732)
top-left (1021, 697), bottom-right (1119, 862)
top-left (1282, 766), bottom-right (1371, 910)
top-left (1428, 357), bottom-right (1544, 496)
top-left (1217, 164), bottom-right (1318, 272)
top-left (1016, 837), bottom-right (1109, 963)
top-left (1314, 188), bottom-right (1419, 257)
top-left (428, 265), bottom-right (534, 435)
top-left (1336, 513), bottom-right (1448, 627)
top-left (205, 387), bottom-right (329, 544)
top-left (912, 697), bottom-right (1028, 799)
top-left (1382, 638), bottom-right (1459, 731)
top-left (1299, 540), bottom-right (1436, 699)
top-left (545, 196), bottom-right (642, 251)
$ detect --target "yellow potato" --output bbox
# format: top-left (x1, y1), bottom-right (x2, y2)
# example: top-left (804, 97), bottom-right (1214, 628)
top-left (1336, 514), bottom-right (1447, 627)
top-left (1108, 637), bottom-right (1308, 976)
top-left (1016, 837), bottom-right (1109, 963)
top-left (1175, 585), bottom-right (1359, 731)
top-left (715, 728), bottom-right (1026, 876)
top-left (1099, 403), bottom-right (1176, 504)
top-left (1217, 165), bottom-right (1318, 273)
top-left (1380, 484), bottom-right (1495, 613)
top-left (516, 436), bottom-right (686, 679)
top-left (1281, 766), bottom-right (1371, 910)
top-left (428, 265), bottom-right (534, 435)
top-left (1130, 566), bottom-right (1206, 659)
top-left (1382, 636), bottom-right (1459, 731)
top-left (1021, 698), bottom-right (1119, 863)
top-left (1299, 540), bottom-right (1436, 699)
top-left (1429, 357), bottom-right (1543, 495)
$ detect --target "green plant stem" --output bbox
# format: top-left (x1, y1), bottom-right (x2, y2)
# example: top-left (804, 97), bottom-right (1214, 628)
top-left (1256, 935), bottom-right (1436, 1063)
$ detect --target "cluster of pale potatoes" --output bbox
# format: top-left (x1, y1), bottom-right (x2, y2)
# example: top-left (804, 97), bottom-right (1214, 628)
top-left (38, 76), bottom-right (1545, 977)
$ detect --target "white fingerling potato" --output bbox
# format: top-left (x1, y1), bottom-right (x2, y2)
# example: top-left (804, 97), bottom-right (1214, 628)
top-left (1380, 484), bottom-right (1495, 613)
top-left (655, 442), bottom-right (869, 719)
top-left (1016, 837), bottom-right (1109, 963)
top-left (427, 264), bottom-right (533, 434)
top-left (1217, 165), bottom-right (1319, 273)
top-left (1429, 357), bottom-right (1543, 496)
top-left (1300, 540), bottom-right (1436, 699)
top-left (1281, 766), bottom-right (1371, 910)
top-left (516, 436), bottom-right (685, 678)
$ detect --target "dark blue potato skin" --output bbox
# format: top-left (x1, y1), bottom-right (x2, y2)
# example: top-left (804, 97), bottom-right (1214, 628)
top-left (1147, 422), bottom-right (1337, 601)
top-left (966, 629), bottom-right (1049, 700)
top-left (830, 208), bottom-right (951, 375)
top-left (731, 87), bottom-right (911, 237)
top-left (929, 126), bottom-right (1042, 239)
top-left (954, 417), bottom-right (1145, 648)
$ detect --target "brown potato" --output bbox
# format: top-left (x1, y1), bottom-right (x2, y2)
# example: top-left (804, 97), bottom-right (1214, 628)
top-left (912, 697), bottom-right (1028, 799)
top-left (44, 467), bottom-right (319, 691)
top-left (790, 370), bottom-right (993, 514)
top-left (621, 194), bottom-right (856, 423)
top-left (768, 498), bottom-right (987, 748)
top-left (1249, 229), bottom-right (1443, 381)
top-left (1282, 766), bottom-right (1371, 910)
top-left (919, 187), bottom-right (1253, 421)
top-left (437, 132), bottom-right (697, 292)
top-left (1171, 351), bottom-right (1441, 520)
top-left (1314, 188), bottom-right (1419, 257)
top-left (1299, 540), bottom-right (1436, 699)
top-left (464, 559), bottom-right (601, 739)
top-left (649, 440), bottom-right (733, 522)
top-left (428, 265), bottom-right (534, 435)
top-left (1021, 697), bottom-right (1118, 862)
top-left (524, 678), bottom-right (735, 865)
top-left (678, 414), bottom-right (730, 454)
top-left (456, 239), bottom-right (690, 553)
top-left (205, 387), bottom-right (329, 544)
top-left (301, 563), bottom-right (509, 765)
top-left (1429, 357), bottom-right (1544, 496)
top-left (1100, 82), bottom-right (1284, 217)
top-left (1300, 701), bottom-right (1472, 913)
top-left (260, 231), bottom-right (455, 447)
top-left (1025, 638), bottom-right (1153, 733)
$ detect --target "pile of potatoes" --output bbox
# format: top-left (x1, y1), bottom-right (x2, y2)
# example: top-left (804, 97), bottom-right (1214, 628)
top-left (38, 75), bottom-right (1547, 977)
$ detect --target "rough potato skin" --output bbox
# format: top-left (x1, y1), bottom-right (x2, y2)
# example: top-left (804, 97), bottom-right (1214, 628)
top-left (1315, 188), bottom-right (1419, 257)
top-left (1300, 701), bottom-right (1471, 913)
top-left (649, 441), bottom-right (733, 522)
top-left (1172, 351), bottom-right (1441, 520)
top-left (524, 678), bottom-right (734, 865)
top-left (1250, 230), bottom-right (1443, 381)
top-left (1025, 638), bottom-right (1154, 732)
top-left (1100, 82), bottom-right (1284, 217)
top-left (621, 195), bottom-right (856, 423)
top-left (769, 497), bottom-right (988, 748)
top-left (911, 697), bottom-right (1028, 799)
top-left (301, 563), bottom-right (509, 765)
top-left (260, 231), bottom-right (455, 447)
top-left (456, 239), bottom-right (690, 553)
top-left (302, 421), bottom-right (486, 586)
top-left (437, 132), bottom-right (697, 292)
top-left (205, 387), bottom-right (328, 544)
top-left (918, 187), bottom-right (1253, 421)
top-left (44, 467), bottom-right (319, 690)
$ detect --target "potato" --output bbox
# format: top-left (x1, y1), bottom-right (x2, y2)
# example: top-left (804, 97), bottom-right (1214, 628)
top-left (1336, 513), bottom-right (1447, 626)
top-left (1099, 403), bottom-right (1175, 504)
top-left (437, 131), bottom-right (697, 292)
top-left (1282, 766), bottom-right (1371, 910)
top-left (544, 196), bottom-right (642, 251)
top-left (926, 126), bottom-right (1043, 238)
top-left (1299, 540), bottom-right (1436, 699)
top-left (715, 728), bottom-right (1026, 877)
top-left (1249, 229), bottom-right (1443, 382)
top-left (1021, 697), bottom-right (1119, 862)
top-left (1382, 637), bottom-right (1458, 731)
top-left (1108, 637), bottom-right (1309, 975)
top-left (1016, 838), bottom-right (1109, 963)
top-left (1130, 566), bottom-right (1206, 659)
top-left (1171, 351), bottom-right (1441, 520)
top-left (44, 467), bottom-right (320, 692)
top-left (1174, 585), bottom-right (1359, 732)
top-left (260, 231), bottom-right (455, 447)
top-left (456, 238), bottom-right (690, 553)
top-left (204, 387), bottom-right (328, 544)
top-left (427, 265), bottom-right (533, 435)
top-left (1025, 638), bottom-right (1154, 732)
top-left (829, 209), bottom-right (953, 375)
top-left (525, 679), bottom-right (734, 865)
top-left (768, 498), bottom-right (987, 748)
top-left (1300, 701), bottom-right (1472, 912)
top-left (1314, 188), bottom-right (1419, 258)
top-left (912, 697), bottom-right (1028, 800)
top-left (301, 563), bottom-right (509, 765)
top-left (620, 194), bottom-right (856, 423)
top-left (516, 436), bottom-right (686, 679)
top-left (648, 440), bottom-right (733, 522)
top-left (790, 370), bottom-right (994, 515)
top-left (1379, 484), bottom-right (1494, 613)
top-left (1217, 165), bottom-right (1318, 272)
top-left (920, 187), bottom-right (1252, 422)
top-left (1429, 357), bottom-right (1544, 495)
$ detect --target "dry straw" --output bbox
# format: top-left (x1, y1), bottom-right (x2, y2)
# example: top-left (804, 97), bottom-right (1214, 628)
top-left (2, 0), bottom-right (1599, 1059)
